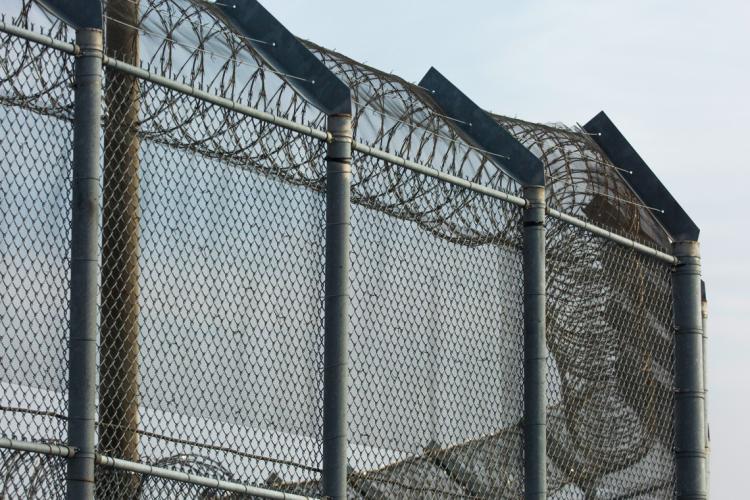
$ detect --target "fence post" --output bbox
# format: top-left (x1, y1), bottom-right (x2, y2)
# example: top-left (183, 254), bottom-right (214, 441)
top-left (66, 27), bottom-right (103, 500)
top-left (522, 185), bottom-right (547, 500)
top-left (701, 281), bottom-right (710, 492)
top-left (322, 114), bottom-right (353, 500)
top-left (672, 241), bottom-right (707, 499)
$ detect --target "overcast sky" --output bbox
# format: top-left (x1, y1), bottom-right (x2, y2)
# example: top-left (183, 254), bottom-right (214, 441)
top-left (262, 1), bottom-right (749, 497)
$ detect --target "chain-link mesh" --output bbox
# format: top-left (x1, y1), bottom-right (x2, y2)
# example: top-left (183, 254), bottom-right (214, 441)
top-left (345, 153), bottom-right (526, 499)
top-left (93, 67), bottom-right (327, 498)
top-left (0, 26), bottom-right (73, 495)
top-left (0, 448), bottom-right (67, 498)
top-left (546, 217), bottom-right (675, 499)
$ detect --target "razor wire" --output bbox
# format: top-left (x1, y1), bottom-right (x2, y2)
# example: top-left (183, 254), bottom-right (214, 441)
top-left (0, 1), bottom-right (682, 498)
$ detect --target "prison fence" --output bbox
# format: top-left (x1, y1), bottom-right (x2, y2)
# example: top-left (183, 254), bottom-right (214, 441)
top-left (0, 2), bottom-right (706, 499)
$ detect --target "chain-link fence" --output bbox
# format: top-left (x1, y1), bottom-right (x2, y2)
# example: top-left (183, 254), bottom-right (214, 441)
top-left (346, 154), bottom-right (525, 498)
top-left (0, 30), bottom-right (74, 497)
top-left (94, 71), bottom-right (328, 498)
top-left (546, 218), bottom-right (675, 498)
top-left (0, 1), bottom-right (706, 498)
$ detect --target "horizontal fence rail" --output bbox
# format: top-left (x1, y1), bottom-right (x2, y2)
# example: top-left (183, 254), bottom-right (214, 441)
top-left (0, 437), bottom-right (76, 458)
top-left (546, 208), bottom-right (678, 265)
top-left (96, 455), bottom-right (320, 500)
top-left (0, 437), bottom-right (317, 500)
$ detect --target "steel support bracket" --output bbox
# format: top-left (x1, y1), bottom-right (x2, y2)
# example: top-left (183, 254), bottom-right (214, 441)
top-left (583, 111), bottom-right (699, 241)
top-left (418, 67), bottom-right (544, 186)
top-left (211, 1), bottom-right (351, 115)
top-left (37, 0), bottom-right (102, 29)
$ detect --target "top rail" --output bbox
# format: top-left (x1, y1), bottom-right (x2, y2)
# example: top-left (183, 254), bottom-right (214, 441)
top-left (350, 140), bottom-right (528, 207)
top-left (102, 57), bottom-right (331, 143)
top-left (0, 436), bottom-right (77, 458)
top-left (0, 21), bottom-right (677, 265)
top-left (546, 208), bottom-right (678, 265)
top-left (0, 18), bottom-right (77, 54)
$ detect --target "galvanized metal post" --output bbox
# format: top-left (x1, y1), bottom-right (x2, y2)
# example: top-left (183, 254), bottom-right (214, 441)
top-left (522, 186), bottom-right (547, 500)
top-left (322, 114), bottom-right (353, 500)
top-left (66, 27), bottom-right (103, 500)
top-left (701, 281), bottom-right (710, 493)
top-left (673, 241), bottom-right (707, 500)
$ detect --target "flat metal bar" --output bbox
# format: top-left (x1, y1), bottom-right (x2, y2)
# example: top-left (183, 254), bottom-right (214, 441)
top-left (0, 437), bottom-right (76, 458)
top-left (547, 207), bottom-right (678, 265)
top-left (210, 0), bottom-right (351, 115)
top-left (96, 454), bottom-right (317, 500)
top-left (36, 0), bottom-right (102, 30)
top-left (419, 67), bottom-right (544, 186)
top-left (583, 111), bottom-right (699, 241)
top-left (0, 19), bottom-right (78, 54)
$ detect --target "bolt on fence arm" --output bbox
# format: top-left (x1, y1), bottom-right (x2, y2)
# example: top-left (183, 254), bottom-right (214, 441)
top-left (322, 114), bottom-right (353, 500)
top-left (672, 241), bottom-right (707, 499)
top-left (66, 27), bottom-right (103, 500)
top-left (522, 186), bottom-right (547, 500)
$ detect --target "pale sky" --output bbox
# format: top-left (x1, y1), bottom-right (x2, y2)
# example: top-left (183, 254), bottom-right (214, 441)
top-left (261, 1), bottom-right (749, 497)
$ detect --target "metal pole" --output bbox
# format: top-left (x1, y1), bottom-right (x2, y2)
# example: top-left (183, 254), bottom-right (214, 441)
top-left (672, 241), bottom-right (707, 500)
top-left (701, 281), bottom-right (710, 494)
top-left (522, 185), bottom-right (547, 500)
top-left (321, 114), bottom-right (353, 500)
top-left (66, 27), bottom-right (103, 500)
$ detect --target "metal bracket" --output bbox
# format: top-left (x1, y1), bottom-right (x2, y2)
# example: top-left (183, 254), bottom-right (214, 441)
top-left (37, 0), bottom-right (102, 30)
top-left (418, 67), bottom-right (544, 186)
top-left (210, 1), bottom-right (351, 115)
top-left (583, 111), bottom-right (699, 241)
